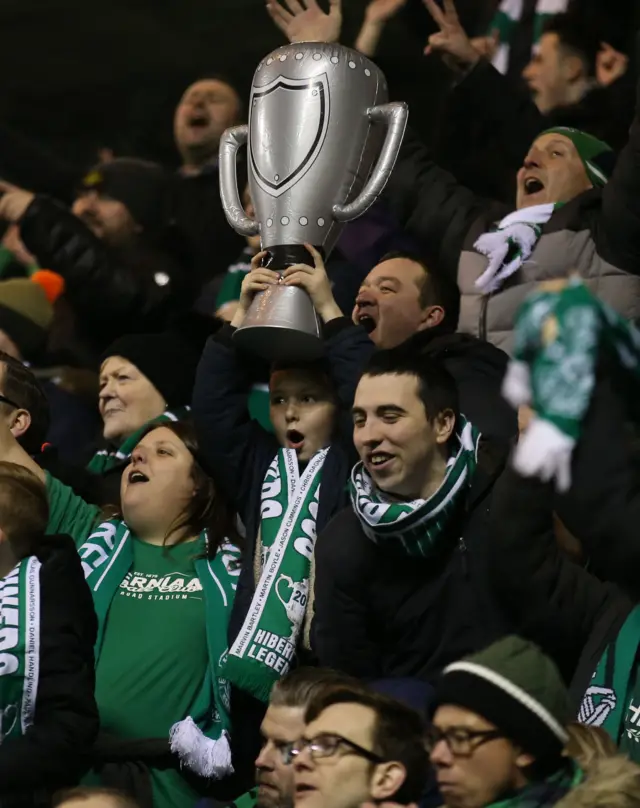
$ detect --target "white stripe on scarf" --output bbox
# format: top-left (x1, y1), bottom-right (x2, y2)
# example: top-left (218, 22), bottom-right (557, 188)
top-left (474, 203), bottom-right (556, 294)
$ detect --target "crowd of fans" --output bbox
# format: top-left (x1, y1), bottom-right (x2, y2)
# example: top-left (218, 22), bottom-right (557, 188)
top-left (0, 0), bottom-right (639, 806)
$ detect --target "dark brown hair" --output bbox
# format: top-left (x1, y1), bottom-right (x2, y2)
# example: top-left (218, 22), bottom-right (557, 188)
top-left (270, 666), bottom-right (363, 710)
top-left (0, 461), bottom-right (48, 558)
top-left (53, 786), bottom-right (139, 808)
top-left (305, 684), bottom-right (429, 806)
top-left (0, 351), bottom-right (50, 454)
top-left (118, 419), bottom-right (243, 559)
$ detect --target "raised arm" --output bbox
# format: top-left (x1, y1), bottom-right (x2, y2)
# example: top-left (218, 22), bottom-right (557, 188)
top-left (597, 67), bottom-right (640, 272)
top-left (489, 463), bottom-right (625, 684)
top-left (422, 0), bottom-right (545, 175)
top-left (192, 257), bottom-right (282, 511)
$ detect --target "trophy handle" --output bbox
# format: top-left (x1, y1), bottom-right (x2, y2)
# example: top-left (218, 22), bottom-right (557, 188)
top-left (332, 101), bottom-right (409, 222)
top-left (219, 125), bottom-right (260, 237)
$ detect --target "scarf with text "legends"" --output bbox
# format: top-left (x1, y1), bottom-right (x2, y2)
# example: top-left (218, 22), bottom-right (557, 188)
top-left (503, 277), bottom-right (640, 492)
top-left (222, 448), bottom-right (328, 703)
top-left (474, 203), bottom-right (561, 295)
top-left (86, 406), bottom-right (190, 475)
top-left (0, 557), bottom-right (41, 744)
top-left (579, 605), bottom-right (640, 762)
top-left (78, 520), bottom-right (241, 778)
top-left (487, 763), bottom-right (582, 808)
top-left (489, 0), bottom-right (569, 75)
top-left (349, 417), bottom-right (479, 558)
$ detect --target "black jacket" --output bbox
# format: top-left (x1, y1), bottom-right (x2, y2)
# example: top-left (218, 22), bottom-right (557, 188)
top-left (192, 318), bottom-right (374, 645)
top-left (407, 330), bottom-right (517, 441)
top-left (19, 196), bottom-right (195, 364)
top-left (313, 442), bottom-right (510, 682)
top-left (0, 535), bottom-right (98, 806)
top-left (489, 464), bottom-right (632, 715)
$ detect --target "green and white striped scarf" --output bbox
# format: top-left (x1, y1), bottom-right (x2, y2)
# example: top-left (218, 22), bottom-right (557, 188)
top-left (79, 520), bottom-right (241, 778)
top-left (349, 417), bottom-right (480, 557)
top-left (504, 277), bottom-right (640, 491)
top-left (489, 0), bottom-right (569, 75)
top-left (222, 448), bottom-right (327, 703)
top-left (0, 558), bottom-right (41, 743)
top-left (86, 406), bottom-right (190, 475)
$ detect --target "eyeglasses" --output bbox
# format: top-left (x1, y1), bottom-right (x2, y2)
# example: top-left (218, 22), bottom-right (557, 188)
top-left (290, 733), bottom-right (385, 764)
top-left (425, 726), bottom-right (505, 757)
top-left (0, 394), bottom-right (20, 410)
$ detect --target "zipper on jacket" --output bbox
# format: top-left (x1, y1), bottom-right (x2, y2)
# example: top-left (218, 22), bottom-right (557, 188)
top-left (479, 295), bottom-right (489, 342)
top-left (458, 536), bottom-right (469, 576)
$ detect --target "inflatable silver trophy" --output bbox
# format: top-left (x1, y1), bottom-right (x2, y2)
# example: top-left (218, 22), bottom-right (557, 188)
top-left (219, 42), bottom-right (408, 361)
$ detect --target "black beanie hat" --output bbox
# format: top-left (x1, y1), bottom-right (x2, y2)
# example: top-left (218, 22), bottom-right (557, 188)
top-left (102, 322), bottom-right (214, 410)
top-left (80, 158), bottom-right (172, 235)
top-left (434, 636), bottom-right (570, 762)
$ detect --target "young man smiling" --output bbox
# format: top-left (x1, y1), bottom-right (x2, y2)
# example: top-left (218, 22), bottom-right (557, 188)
top-left (313, 349), bottom-right (508, 681)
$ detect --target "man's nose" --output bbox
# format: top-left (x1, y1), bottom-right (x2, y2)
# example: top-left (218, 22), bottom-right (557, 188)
top-left (255, 743), bottom-right (274, 771)
top-left (523, 150), bottom-right (542, 169)
top-left (356, 288), bottom-right (375, 307)
top-left (429, 738), bottom-right (454, 767)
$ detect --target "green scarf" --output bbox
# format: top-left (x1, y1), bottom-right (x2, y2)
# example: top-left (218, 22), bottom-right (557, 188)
top-left (222, 448), bottom-right (328, 703)
top-left (488, 763), bottom-right (582, 808)
top-left (86, 406), bottom-right (190, 474)
top-left (349, 417), bottom-right (479, 558)
top-left (578, 606), bottom-right (640, 761)
top-left (504, 277), bottom-right (640, 491)
top-left (489, 0), bottom-right (569, 75)
top-left (0, 558), bottom-right (41, 743)
top-left (78, 520), bottom-right (241, 778)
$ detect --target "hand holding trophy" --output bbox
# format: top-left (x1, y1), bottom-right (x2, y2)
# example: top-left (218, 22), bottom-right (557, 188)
top-left (219, 40), bottom-right (408, 361)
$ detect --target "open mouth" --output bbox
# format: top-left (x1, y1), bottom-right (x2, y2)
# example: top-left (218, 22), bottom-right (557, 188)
top-left (524, 177), bottom-right (545, 196)
top-left (188, 114), bottom-right (210, 129)
top-left (357, 313), bottom-right (377, 334)
top-left (295, 784), bottom-right (316, 799)
top-left (286, 429), bottom-right (305, 451)
top-left (367, 451), bottom-right (394, 471)
top-left (128, 470), bottom-right (149, 484)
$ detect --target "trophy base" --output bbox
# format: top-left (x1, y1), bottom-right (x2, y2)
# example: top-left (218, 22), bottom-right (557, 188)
top-left (233, 325), bottom-right (324, 362)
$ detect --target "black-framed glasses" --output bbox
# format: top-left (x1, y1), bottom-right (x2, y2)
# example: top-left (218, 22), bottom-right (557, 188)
top-left (0, 394), bottom-right (20, 410)
top-left (290, 732), bottom-right (385, 764)
top-left (425, 726), bottom-right (505, 757)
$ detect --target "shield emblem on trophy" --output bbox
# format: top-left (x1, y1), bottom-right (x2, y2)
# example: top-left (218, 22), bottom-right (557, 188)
top-left (249, 74), bottom-right (330, 199)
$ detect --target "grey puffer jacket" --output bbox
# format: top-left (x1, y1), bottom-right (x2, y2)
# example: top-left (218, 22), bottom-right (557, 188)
top-left (385, 75), bottom-right (640, 354)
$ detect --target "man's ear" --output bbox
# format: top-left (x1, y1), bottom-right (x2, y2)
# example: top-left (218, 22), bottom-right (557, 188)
top-left (561, 53), bottom-right (585, 83)
top-left (370, 760), bottom-right (408, 802)
top-left (515, 750), bottom-right (536, 770)
top-left (434, 408), bottom-right (456, 446)
top-left (9, 409), bottom-right (31, 441)
top-left (417, 304), bottom-right (445, 333)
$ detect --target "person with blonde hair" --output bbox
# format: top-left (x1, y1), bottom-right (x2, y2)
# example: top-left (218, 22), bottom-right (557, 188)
top-left (565, 724), bottom-right (617, 772)
top-left (555, 756), bottom-right (640, 808)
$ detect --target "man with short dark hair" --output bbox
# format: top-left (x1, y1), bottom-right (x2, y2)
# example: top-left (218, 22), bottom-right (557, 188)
top-left (0, 350), bottom-right (50, 455)
top-left (313, 349), bottom-right (508, 681)
top-left (353, 251), bottom-right (516, 439)
top-left (291, 684), bottom-right (429, 808)
top-left (221, 667), bottom-right (360, 808)
top-left (523, 15), bottom-right (602, 116)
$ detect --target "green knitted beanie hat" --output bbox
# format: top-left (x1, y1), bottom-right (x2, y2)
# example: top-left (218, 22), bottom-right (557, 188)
top-left (435, 636), bottom-right (570, 760)
top-left (542, 127), bottom-right (614, 187)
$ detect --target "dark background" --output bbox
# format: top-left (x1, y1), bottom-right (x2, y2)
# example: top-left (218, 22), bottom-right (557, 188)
top-left (0, 0), bottom-right (495, 170)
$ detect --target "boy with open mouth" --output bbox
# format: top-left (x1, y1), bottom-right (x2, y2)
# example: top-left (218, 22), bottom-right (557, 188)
top-left (193, 244), bottom-right (373, 726)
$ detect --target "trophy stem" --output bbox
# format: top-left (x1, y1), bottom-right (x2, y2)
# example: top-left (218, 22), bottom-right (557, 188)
top-left (263, 244), bottom-right (324, 271)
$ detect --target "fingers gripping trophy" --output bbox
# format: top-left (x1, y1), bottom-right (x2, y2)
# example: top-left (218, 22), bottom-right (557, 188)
top-left (219, 42), bottom-right (408, 361)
